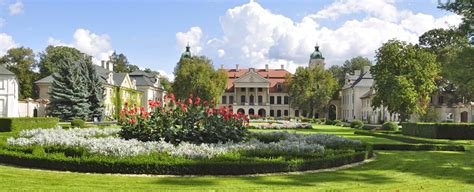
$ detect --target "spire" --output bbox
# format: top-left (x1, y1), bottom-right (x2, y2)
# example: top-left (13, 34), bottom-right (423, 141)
top-left (181, 43), bottom-right (192, 58)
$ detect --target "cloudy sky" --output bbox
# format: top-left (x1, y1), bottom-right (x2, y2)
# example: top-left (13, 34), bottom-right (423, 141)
top-left (0, 0), bottom-right (462, 80)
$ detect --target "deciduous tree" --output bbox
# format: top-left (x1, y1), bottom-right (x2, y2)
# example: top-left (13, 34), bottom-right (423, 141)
top-left (0, 47), bottom-right (38, 99)
top-left (286, 66), bottom-right (337, 118)
top-left (172, 56), bottom-right (227, 101)
top-left (371, 40), bottom-right (439, 121)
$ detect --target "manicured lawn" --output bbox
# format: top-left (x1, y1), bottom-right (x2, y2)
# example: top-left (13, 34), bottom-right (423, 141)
top-left (0, 125), bottom-right (473, 191)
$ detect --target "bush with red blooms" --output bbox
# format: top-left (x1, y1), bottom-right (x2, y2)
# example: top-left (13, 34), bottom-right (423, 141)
top-left (119, 93), bottom-right (249, 144)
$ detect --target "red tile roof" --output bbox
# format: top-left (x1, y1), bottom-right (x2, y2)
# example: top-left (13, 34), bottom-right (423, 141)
top-left (225, 68), bottom-right (291, 92)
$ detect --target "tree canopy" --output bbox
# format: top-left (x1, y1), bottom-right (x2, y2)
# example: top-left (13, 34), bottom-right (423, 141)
top-left (0, 47), bottom-right (38, 99)
top-left (371, 40), bottom-right (439, 121)
top-left (328, 56), bottom-right (372, 87)
top-left (172, 56), bottom-right (227, 101)
top-left (286, 66), bottom-right (337, 118)
top-left (38, 46), bottom-right (84, 78)
top-left (109, 52), bottom-right (140, 73)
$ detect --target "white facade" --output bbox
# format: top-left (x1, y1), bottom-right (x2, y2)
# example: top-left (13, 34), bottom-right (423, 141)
top-left (0, 66), bottom-right (19, 117)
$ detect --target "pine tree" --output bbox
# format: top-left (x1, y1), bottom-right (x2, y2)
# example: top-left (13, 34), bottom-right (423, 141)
top-left (48, 53), bottom-right (90, 121)
top-left (79, 56), bottom-right (105, 120)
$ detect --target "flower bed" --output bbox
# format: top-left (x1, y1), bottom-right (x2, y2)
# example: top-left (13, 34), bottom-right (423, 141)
top-left (0, 128), bottom-right (372, 175)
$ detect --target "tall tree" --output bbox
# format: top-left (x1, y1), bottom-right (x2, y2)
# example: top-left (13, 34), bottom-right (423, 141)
top-left (0, 47), bottom-right (38, 99)
top-left (38, 46), bottom-right (83, 78)
top-left (286, 66), bottom-right (337, 118)
top-left (79, 56), bottom-right (105, 120)
top-left (329, 56), bottom-right (372, 87)
top-left (371, 40), bottom-right (439, 121)
top-left (444, 46), bottom-right (474, 101)
top-left (49, 54), bottom-right (90, 121)
top-left (109, 52), bottom-right (140, 73)
top-left (172, 56), bottom-right (227, 101)
top-left (438, 0), bottom-right (473, 42)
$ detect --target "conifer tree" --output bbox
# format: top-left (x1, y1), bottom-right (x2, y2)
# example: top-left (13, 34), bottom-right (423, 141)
top-left (48, 53), bottom-right (90, 121)
top-left (79, 56), bottom-right (105, 120)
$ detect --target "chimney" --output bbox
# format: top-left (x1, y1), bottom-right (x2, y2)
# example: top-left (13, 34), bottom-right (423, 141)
top-left (281, 64), bottom-right (284, 70)
top-left (363, 66), bottom-right (371, 74)
top-left (101, 60), bottom-right (106, 68)
top-left (354, 70), bottom-right (361, 76)
top-left (265, 64), bottom-right (269, 71)
top-left (107, 61), bottom-right (114, 72)
top-left (236, 64), bottom-right (239, 71)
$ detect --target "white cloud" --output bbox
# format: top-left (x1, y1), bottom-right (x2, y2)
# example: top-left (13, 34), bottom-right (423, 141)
top-left (48, 28), bottom-right (114, 64)
top-left (9, 0), bottom-right (23, 15)
top-left (310, 0), bottom-right (399, 22)
top-left (156, 70), bottom-right (175, 81)
top-left (217, 49), bottom-right (225, 58)
top-left (175, 1), bottom-right (462, 73)
top-left (176, 26), bottom-right (203, 54)
top-left (0, 33), bottom-right (18, 56)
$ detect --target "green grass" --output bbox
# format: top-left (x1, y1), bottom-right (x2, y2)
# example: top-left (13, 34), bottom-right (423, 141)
top-left (0, 125), bottom-right (473, 191)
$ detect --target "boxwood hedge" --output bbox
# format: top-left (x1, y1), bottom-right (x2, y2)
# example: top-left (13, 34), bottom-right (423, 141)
top-left (0, 145), bottom-right (373, 175)
top-left (0, 117), bottom-right (59, 132)
top-left (401, 123), bottom-right (474, 140)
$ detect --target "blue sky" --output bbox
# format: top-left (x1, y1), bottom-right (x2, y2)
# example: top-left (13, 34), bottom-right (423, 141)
top-left (0, 0), bottom-right (461, 79)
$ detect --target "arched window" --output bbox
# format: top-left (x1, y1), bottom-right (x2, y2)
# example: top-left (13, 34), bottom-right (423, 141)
top-left (249, 108), bottom-right (255, 115)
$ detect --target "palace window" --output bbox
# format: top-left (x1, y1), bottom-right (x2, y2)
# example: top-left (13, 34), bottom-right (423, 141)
top-left (277, 96), bottom-right (282, 104)
top-left (229, 96), bottom-right (234, 104)
top-left (270, 96), bottom-right (275, 104)
top-left (270, 110), bottom-right (274, 117)
top-left (438, 96), bottom-right (444, 105)
top-left (221, 96), bottom-right (227, 104)
top-left (258, 88), bottom-right (263, 92)
top-left (277, 110), bottom-right (282, 117)
top-left (241, 95), bottom-right (246, 103)
top-left (241, 88), bottom-right (246, 92)
top-left (295, 110), bottom-right (299, 117)
top-left (258, 95), bottom-right (263, 104)
top-left (249, 88), bottom-right (254, 92)
top-left (284, 110), bottom-right (289, 116)
top-left (284, 96), bottom-right (289, 104)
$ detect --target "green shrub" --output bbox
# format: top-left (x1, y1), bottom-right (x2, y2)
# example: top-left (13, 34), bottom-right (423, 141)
top-left (333, 120), bottom-right (342, 126)
top-left (350, 120), bottom-right (364, 129)
top-left (71, 119), bottom-right (86, 128)
top-left (0, 146), bottom-right (372, 175)
top-left (354, 130), bottom-right (445, 144)
top-left (401, 123), bottom-right (474, 140)
top-left (0, 117), bottom-right (59, 132)
top-left (382, 122), bottom-right (399, 131)
top-left (372, 144), bottom-right (464, 151)
top-left (325, 119), bottom-right (334, 125)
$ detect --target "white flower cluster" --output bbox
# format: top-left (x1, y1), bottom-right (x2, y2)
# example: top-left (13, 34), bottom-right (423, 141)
top-left (256, 131), bottom-right (362, 148)
top-left (251, 122), bottom-right (312, 129)
top-left (7, 128), bottom-right (358, 159)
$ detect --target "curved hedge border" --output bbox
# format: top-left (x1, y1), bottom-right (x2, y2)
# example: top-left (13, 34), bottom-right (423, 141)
top-left (354, 130), bottom-right (444, 144)
top-left (0, 146), bottom-right (373, 175)
top-left (372, 144), bottom-right (465, 151)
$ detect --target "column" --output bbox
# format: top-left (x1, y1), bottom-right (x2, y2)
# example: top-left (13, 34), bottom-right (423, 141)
top-left (255, 87), bottom-right (258, 106)
top-left (245, 88), bottom-right (249, 105)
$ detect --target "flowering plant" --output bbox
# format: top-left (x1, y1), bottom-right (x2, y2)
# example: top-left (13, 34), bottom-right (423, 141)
top-left (119, 93), bottom-right (249, 144)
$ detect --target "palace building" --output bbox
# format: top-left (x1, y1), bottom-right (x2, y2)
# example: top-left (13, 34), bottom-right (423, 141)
top-left (215, 45), bottom-right (326, 117)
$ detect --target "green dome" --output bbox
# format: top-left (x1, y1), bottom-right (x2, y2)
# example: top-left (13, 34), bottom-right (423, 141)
top-left (181, 45), bottom-right (192, 58)
top-left (310, 46), bottom-right (324, 60)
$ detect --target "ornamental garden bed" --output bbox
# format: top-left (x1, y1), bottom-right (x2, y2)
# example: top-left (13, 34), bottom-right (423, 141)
top-left (0, 95), bottom-right (372, 175)
top-left (0, 128), bottom-right (372, 175)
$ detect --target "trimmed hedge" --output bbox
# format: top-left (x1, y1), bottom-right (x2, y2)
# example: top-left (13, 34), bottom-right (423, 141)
top-left (381, 122), bottom-right (399, 131)
top-left (354, 130), bottom-right (445, 144)
top-left (350, 120), bottom-right (364, 129)
top-left (71, 119), bottom-right (86, 128)
top-left (402, 123), bottom-right (474, 140)
top-left (372, 144), bottom-right (464, 151)
top-left (0, 146), bottom-right (373, 175)
top-left (0, 117), bottom-right (59, 132)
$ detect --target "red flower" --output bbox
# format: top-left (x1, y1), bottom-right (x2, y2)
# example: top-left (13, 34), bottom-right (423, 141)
top-left (194, 97), bottom-right (201, 105)
top-left (203, 101), bottom-right (209, 106)
top-left (124, 101), bottom-right (129, 107)
top-left (128, 119), bottom-right (136, 124)
top-left (188, 98), bottom-right (193, 105)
